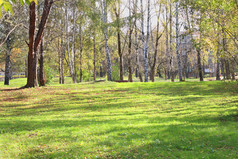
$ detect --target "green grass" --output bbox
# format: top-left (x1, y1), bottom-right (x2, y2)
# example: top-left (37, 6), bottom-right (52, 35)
top-left (0, 78), bottom-right (238, 159)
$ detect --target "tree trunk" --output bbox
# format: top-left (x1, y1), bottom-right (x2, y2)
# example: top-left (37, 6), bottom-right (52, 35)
top-left (94, 34), bottom-right (97, 81)
top-left (216, 35), bottom-right (221, 80)
top-left (221, 58), bottom-right (225, 79)
top-left (102, 0), bottom-right (112, 81)
top-left (58, 37), bottom-right (64, 84)
top-left (166, 2), bottom-right (170, 80)
top-left (79, 23), bottom-right (83, 82)
top-left (26, 2), bottom-right (37, 88)
top-left (4, 36), bottom-right (11, 85)
top-left (225, 60), bottom-right (231, 80)
top-left (134, 0), bottom-right (141, 80)
top-left (176, 2), bottom-right (183, 82)
top-left (114, 4), bottom-right (123, 81)
top-left (26, 0), bottom-right (54, 88)
top-left (142, 0), bottom-right (150, 82)
top-left (197, 47), bottom-right (203, 81)
top-left (169, 1), bottom-right (174, 82)
top-left (231, 61), bottom-right (236, 80)
top-left (39, 38), bottom-right (45, 86)
top-left (128, 0), bottom-right (133, 82)
top-left (151, 4), bottom-right (162, 82)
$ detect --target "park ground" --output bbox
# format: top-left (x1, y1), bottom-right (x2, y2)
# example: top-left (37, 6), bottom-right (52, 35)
top-left (0, 78), bottom-right (237, 158)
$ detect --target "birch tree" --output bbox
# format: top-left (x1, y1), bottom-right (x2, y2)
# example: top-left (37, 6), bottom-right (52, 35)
top-left (102, 0), bottom-right (112, 81)
top-left (175, 1), bottom-right (183, 82)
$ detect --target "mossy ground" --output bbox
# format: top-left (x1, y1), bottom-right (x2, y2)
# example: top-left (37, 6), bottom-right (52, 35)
top-left (0, 78), bottom-right (237, 158)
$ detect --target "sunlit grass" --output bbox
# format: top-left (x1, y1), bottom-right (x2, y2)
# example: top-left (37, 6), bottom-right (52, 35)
top-left (0, 79), bottom-right (237, 158)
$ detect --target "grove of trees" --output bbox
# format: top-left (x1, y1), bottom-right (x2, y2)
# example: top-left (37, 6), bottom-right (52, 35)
top-left (0, 0), bottom-right (237, 87)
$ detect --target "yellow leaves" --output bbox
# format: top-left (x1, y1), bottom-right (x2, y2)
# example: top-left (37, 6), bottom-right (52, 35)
top-left (12, 48), bottom-right (22, 54)
top-left (0, 0), bottom-right (13, 16)
top-left (11, 48), bottom-right (22, 62)
top-left (0, 0), bottom-right (38, 17)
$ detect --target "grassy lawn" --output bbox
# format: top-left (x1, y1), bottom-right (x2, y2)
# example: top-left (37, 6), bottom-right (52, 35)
top-left (0, 79), bottom-right (237, 158)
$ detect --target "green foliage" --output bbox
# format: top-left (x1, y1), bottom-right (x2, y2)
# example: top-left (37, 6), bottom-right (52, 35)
top-left (0, 0), bottom-right (38, 16)
top-left (44, 65), bottom-right (56, 84)
top-left (76, 70), bottom-right (92, 82)
top-left (111, 64), bottom-right (120, 81)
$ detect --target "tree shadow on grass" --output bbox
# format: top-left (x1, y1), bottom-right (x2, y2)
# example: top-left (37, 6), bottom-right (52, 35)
top-left (14, 121), bottom-right (237, 159)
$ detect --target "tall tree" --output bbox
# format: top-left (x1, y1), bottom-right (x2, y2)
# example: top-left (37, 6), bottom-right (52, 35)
top-left (128, 0), bottom-right (134, 82)
top-left (26, 0), bottom-right (54, 88)
top-left (4, 36), bottom-right (12, 85)
top-left (151, 2), bottom-right (162, 82)
top-left (176, 1), bottom-right (183, 82)
top-left (114, 0), bottom-right (123, 81)
top-left (102, 0), bottom-right (112, 81)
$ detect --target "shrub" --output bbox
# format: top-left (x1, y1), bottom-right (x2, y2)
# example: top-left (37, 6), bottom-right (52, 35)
top-left (112, 64), bottom-right (120, 81)
top-left (45, 66), bottom-right (56, 84)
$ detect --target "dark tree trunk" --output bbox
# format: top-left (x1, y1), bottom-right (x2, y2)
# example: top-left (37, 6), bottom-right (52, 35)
top-left (4, 36), bottom-right (11, 85)
top-left (225, 60), bottom-right (231, 80)
top-left (39, 39), bottom-right (45, 86)
top-left (26, 0), bottom-right (53, 88)
top-left (231, 61), bottom-right (235, 80)
top-left (221, 58), bottom-right (225, 79)
top-left (119, 54), bottom-right (123, 80)
top-left (197, 48), bottom-right (203, 81)
top-left (216, 19), bottom-right (221, 81)
top-left (93, 35), bottom-right (97, 81)
top-left (128, 32), bottom-right (133, 82)
top-left (79, 27), bottom-right (83, 82)
top-left (58, 37), bottom-right (64, 84)
top-left (118, 32), bottom-right (123, 81)
top-left (216, 50), bottom-right (221, 80)
top-left (114, 6), bottom-right (124, 81)
top-left (25, 59), bottom-right (28, 78)
top-left (100, 65), bottom-right (103, 78)
top-left (26, 2), bottom-right (37, 88)
top-left (128, 0), bottom-right (133, 82)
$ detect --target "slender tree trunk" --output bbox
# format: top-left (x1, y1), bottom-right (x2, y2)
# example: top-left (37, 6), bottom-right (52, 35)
top-left (231, 61), bottom-right (235, 80)
top-left (221, 58), bottom-right (225, 79)
top-left (39, 38), bottom-right (45, 86)
top-left (225, 60), bottom-right (231, 80)
top-left (216, 34), bottom-right (221, 80)
top-left (102, 0), bottom-right (112, 81)
top-left (222, 28), bottom-right (231, 80)
top-left (71, 4), bottom-right (77, 83)
top-left (134, 0), bottom-right (141, 81)
top-left (197, 17), bottom-right (204, 82)
top-left (166, 2), bottom-right (170, 80)
top-left (58, 38), bottom-right (63, 84)
top-left (4, 36), bottom-right (11, 85)
top-left (128, 0), bottom-right (133, 82)
top-left (79, 23), bottom-right (83, 82)
top-left (151, 4), bottom-right (162, 82)
top-left (176, 2), bottom-right (183, 82)
top-left (94, 34), bottom-right (97, 81)
top-left (185, 3), bottom-right (203, 81)
top-left (114, 3), bottom-right (123, 81)
top-left (169, 1), bottom-right (174, 82)
top-left (142, 0), bottom-right (150, 82)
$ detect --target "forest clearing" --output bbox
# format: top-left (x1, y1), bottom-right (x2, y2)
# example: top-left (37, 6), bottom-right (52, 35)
top-left (0, 0), bottom-right (238, 158)
top-left (0, 79), bottom-right (238, 158)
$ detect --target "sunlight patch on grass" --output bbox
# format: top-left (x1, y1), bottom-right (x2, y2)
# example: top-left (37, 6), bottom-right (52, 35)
top-left (0, 80), bottom-right (237, 158)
